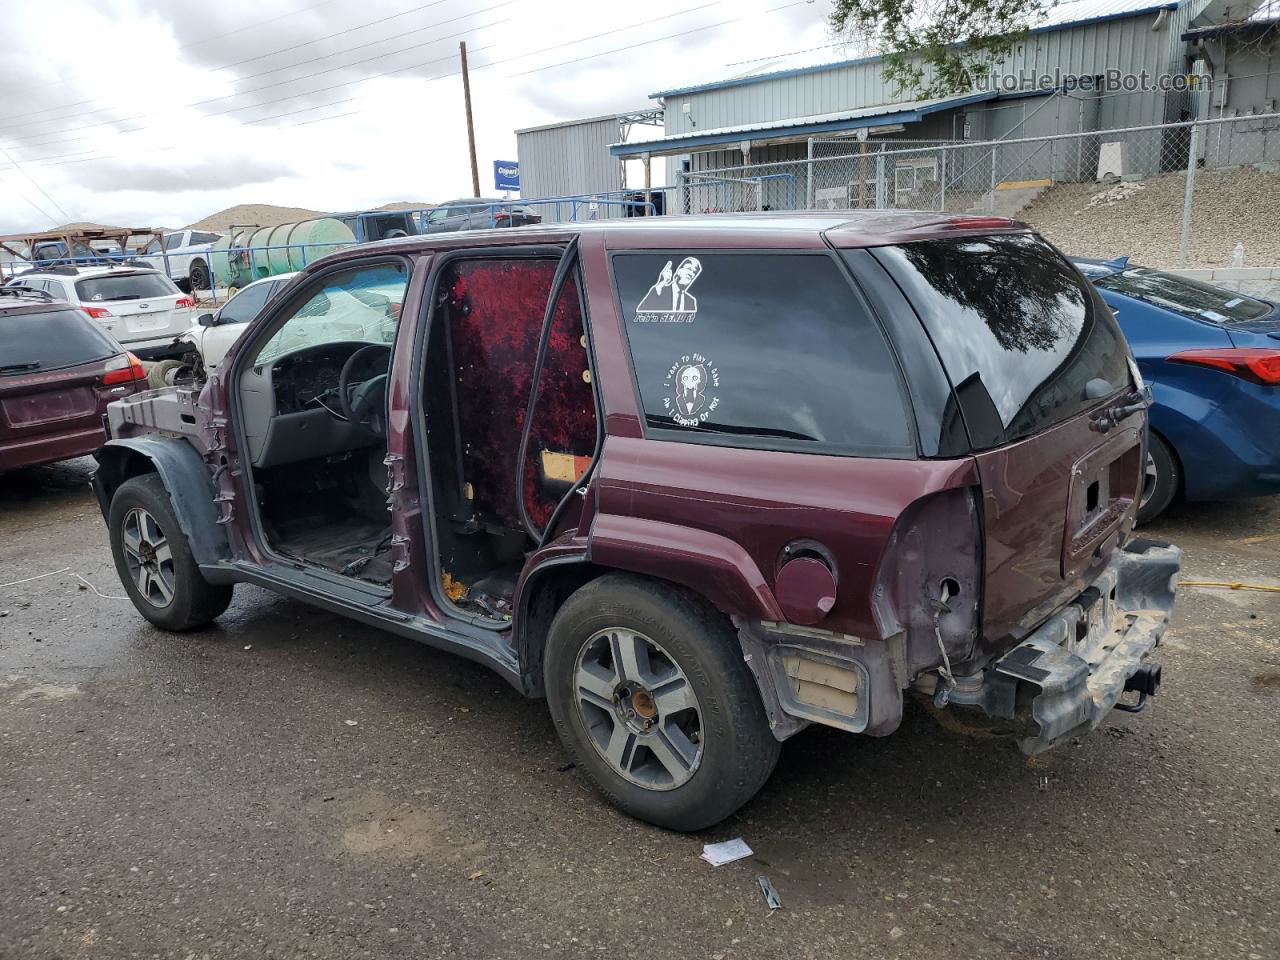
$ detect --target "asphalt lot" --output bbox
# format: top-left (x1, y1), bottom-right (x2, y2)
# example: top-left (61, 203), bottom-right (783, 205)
top-left (1, 458), bottom-right (1277, 960)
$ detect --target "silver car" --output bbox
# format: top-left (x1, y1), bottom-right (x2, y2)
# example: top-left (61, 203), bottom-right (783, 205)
top-left (420, 198), bottom-right (541, 233)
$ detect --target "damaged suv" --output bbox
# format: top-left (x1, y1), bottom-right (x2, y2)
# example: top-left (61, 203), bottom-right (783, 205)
top-left (93, 213), bottom-right (1181, 830)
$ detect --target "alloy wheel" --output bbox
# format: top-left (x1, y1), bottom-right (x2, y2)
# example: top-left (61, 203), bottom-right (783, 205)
top-left (573, 628), bottom-right (703, 790)
top-left (1140, 451), bottom-right (1159, 509)
top-left (121, 507), bottom-right (176, 609)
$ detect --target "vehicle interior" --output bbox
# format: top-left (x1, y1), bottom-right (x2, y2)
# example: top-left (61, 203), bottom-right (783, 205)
top-left (236, 261), bottom-right (406, 584)
top-left (418, 253), bottom-right (598, 621)
top-left (232, 252), bottom-right (599, 624)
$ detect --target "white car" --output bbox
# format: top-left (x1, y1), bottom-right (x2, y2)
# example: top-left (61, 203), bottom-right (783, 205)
top-left (4, 265), bottom-right (194, 360)
top-left (160, 273), bottom-right (297, 384)
top-left (158, 270), bottom-right (402, 387)
top-left (138, 229), bottom-right (224, 293)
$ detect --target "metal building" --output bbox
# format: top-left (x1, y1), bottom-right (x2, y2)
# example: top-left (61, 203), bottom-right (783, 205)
top-left (516, 115), bottom-right (626, 200)
top-left (611, 0), bottom-right (1215, 186)
top-left (515, 111), bottom-right (664, 220)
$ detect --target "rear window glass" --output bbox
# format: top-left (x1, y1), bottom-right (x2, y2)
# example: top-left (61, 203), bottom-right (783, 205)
top-left (874, 234), bottom-right (1131, 449)
top-left (76, 272), bottom-right (175, 302)
top-left (613, 252), bottom-right (914, 456)
top-left (1095, 267), bottom-right (1273, 323)
top-left (0, 308), bottom-right (119, 372)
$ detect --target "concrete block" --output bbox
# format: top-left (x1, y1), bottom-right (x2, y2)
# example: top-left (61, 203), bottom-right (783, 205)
top-left (1210, 267), bottom-right (1275, 280)
top-left (1097, 141), bottom-right (1128, 179)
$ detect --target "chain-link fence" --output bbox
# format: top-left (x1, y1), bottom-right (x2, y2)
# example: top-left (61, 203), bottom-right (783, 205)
top-left (676, 112), bottom-right (1280, 266)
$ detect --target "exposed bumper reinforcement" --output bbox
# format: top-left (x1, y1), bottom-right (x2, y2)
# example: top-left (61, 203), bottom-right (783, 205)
top-left (992, 538), bottom-right (1182, 754)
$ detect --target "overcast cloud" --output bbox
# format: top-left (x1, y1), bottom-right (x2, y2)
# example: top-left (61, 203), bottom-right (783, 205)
top-left (0, 0), bottom-right (834, 232)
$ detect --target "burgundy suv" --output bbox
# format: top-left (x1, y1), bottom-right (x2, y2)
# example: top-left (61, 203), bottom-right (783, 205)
top-left (92, 212), bottom-right (1181, 830)
top-left (1, 289), bottom-right (147, 473)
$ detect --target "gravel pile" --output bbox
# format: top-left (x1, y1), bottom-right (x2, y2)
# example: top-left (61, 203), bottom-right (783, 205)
top-left (1019, 165), bottom-right (1280, 268)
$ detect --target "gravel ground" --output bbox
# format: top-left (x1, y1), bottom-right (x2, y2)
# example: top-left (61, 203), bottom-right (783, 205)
top-left (1021, 165), bottom-right (1280, 268)
top-left (2, 459), bottom-right (1278, 960)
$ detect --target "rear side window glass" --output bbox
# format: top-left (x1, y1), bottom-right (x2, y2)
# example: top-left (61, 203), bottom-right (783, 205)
top-left (76, 272), bottom-right (176, 302)
top-left (874, 235), bottom-right (1131, 449)
top-left (1095, 267), bottom-right (1272, 323)
top-left (190, 231), bottom-right (221, 244)
top-left (613, 253), bottom-right (914, 457)
top-left (0, 308), bottom-right (119, 372)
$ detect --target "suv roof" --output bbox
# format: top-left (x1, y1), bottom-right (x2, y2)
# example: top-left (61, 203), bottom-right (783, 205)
top-left (361, 210), bottom-right (1029, 257)
top-left (19, 264), bottom-right (164, 280)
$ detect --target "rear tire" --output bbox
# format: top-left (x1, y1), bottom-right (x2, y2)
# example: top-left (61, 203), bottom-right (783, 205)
top-left (189, 258), bottom-right (210, 293)
top-left (1137, 432), bottom-right (1179, 525)
top-left (108, 474), bottom-right (233, 631)
top-left (544, 573), bottom-right (780, 831)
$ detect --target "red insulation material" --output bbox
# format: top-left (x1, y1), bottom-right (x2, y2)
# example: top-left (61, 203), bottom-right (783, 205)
top-left (445, 259), bottom-right (596, 531)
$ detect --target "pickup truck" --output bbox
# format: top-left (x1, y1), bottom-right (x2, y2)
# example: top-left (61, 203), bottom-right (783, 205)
top-left (139, 229), bottom-right (226, 293)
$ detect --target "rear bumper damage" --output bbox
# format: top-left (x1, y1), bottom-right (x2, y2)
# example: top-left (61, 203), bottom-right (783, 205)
top-left (738, 538), bottom-right (1182, 753)
top-left (980, 538), bottom-right (1182, 753)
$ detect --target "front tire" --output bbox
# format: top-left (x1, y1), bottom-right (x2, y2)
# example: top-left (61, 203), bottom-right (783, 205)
top-left (108, 474), bottom-right (233, 631)
top-left (544, 574), bottom-right (780, 831)
top-left (1137, 432), bottom-right (1179, 525)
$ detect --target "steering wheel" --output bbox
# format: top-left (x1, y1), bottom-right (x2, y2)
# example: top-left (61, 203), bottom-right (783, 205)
top-left (338, 343), bottom-right (392, 437)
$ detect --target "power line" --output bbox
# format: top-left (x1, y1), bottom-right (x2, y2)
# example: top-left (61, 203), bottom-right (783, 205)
top-left (231, 2), bottom-right (514, 85)
top-left (0, 0), bottom-right (346, 123)
top-left (0, 173), bottom-right (58, 225)
top-left (0, 10), bottom-right (516, 150)
top-left (219, 0), bottom-right (451, 71)
top-left (0, 0), bottom-right (469, 132)
top-left (0, 142), bottom-right (72, 221)
top-left (177, 0), bottom-right (347, 52)
top-left (0, 0), bottom-right (806, 175)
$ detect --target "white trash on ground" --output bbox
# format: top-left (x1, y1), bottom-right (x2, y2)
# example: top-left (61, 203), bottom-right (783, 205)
top-left (699, 837), bottom-right (752, 867)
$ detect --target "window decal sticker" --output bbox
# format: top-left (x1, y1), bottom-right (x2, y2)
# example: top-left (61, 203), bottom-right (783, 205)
top-left (663, 353), bottom-right (720, 426)
top-left (635, 256), bottom-right (701, 321)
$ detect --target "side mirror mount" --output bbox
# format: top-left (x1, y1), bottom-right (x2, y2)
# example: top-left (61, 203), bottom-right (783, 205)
top-left (197, 312), bottom-right (216, 327)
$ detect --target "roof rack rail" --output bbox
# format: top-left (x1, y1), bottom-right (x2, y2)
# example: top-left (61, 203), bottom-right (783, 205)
top-left (0, 285), bottom-right (56, 302)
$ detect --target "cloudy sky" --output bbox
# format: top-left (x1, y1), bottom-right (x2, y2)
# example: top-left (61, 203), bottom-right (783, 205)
top-left (0, 0), bottom-right (836, 232)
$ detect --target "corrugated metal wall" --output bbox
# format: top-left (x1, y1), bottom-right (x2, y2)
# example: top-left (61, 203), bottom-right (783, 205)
top-left (662, 6), bottom-right (1213, 141)
top-left (517, 117), bottom-right (623, 213)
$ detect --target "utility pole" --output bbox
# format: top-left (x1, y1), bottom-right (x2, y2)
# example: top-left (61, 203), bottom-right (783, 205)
top-left (460, 41), bottom-right (480, 198)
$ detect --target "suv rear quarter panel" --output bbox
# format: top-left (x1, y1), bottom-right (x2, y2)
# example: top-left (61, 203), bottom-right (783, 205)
top-left (589, 437), bottom-right (979, 637)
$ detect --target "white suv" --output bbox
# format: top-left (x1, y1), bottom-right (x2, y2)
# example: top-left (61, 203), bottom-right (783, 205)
top-left (138, 229), bottom-right (224, 293)
top-left (6, 266), bottom-right (194, 360)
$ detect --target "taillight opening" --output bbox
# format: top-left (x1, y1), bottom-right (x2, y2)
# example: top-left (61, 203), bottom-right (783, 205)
top-left (1168, 348), bottom-right (1280, 385)
top-left (102, 351), bottom-right (146, 385)
top-left (82, 305), bottom-right (113, 320)
top-left (175, 296), bottom-right (195, 309)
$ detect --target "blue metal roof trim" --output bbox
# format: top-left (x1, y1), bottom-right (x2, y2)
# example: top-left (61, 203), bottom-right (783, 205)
top-left (610, 91), bottom-right (998, 157)
top-left (649, 2), bottom-right (1181, 100)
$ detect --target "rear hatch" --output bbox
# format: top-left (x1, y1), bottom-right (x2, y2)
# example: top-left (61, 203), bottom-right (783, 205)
top-left (1091, 265), bottom-right (1280, 344)
top-left (872, 232), bottom-right (1144, 649)
top-left (75, 271), bottom-right (191, 343)
top-left (0, 307), bottom-right (133, 447)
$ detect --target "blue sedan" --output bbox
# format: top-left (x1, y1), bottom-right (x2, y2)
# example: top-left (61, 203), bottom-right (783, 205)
top-left (1073, 257), bottom-right (1280, 523)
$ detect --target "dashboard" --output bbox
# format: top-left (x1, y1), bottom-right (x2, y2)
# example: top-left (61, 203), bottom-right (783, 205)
top-left (272, 341), bottom-right (369, 414)
top-left (238, 339), bottom-right (390, 468)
